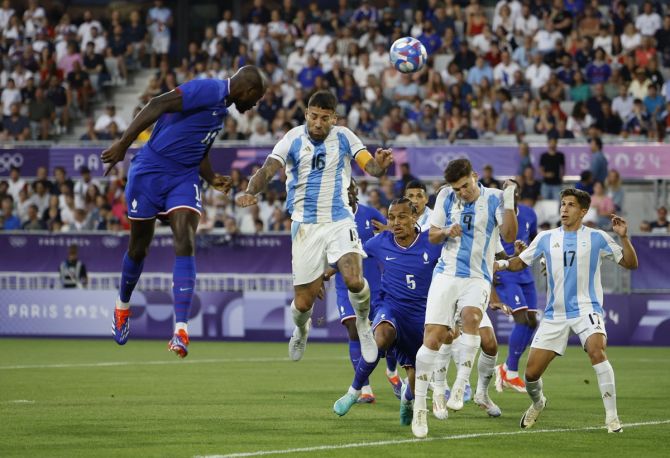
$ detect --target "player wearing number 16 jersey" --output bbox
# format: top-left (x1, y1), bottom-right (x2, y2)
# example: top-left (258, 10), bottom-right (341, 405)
top-left (495, 188), bottom-right (638, 434)
top-left (101, 66), bottom-right (267, 357)
top-left (236, 91), bottom-right (393, 366)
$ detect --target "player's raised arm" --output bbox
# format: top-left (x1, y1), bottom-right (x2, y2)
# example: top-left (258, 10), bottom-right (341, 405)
top-left (101, 89), bottom-right (183, 175)
top-left (236, 156), bottom-right (283, 207)
top-left (610, 214), bottom-right (639, 270)
top-left (357, 147), bottom-right (394, 177)
top-left (499, 180), bottom-right (518, 243)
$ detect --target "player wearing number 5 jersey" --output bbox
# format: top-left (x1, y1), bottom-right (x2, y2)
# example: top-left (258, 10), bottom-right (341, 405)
top-left (101, 66), bottom-right (267, 357)
top-left (236, 91), bottom-right (393, 366)
top-left (495, 188), bottom-right (638, 434)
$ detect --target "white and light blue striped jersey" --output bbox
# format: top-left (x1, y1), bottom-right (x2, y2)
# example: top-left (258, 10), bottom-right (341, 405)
top-left (430, 184), bottom-right (505, 282)
top-left (519, 225), bottom-right (623, 321)
top-left (417, 207), bottom-right (433, 232)
top-left (269, 125), bottom-right (366, 223)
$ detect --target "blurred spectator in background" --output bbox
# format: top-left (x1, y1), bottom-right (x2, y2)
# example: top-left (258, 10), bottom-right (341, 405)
top-left (1, 102), bottom-right (30, 141)
top-left (539, 135), bottom-right (565, 200)
top-left (590, 181), bottom-right (615, 230)
top-left (59, 244), bottom-right (88, 288)
top-left (147, 0), bottom-right (173, 67)
top-left (606, 169), bottom-right (624, 213)
top-left (479, 164), bottom-right (501, 189)
top-left (519, 165), bottom-right (541, 207)
top-left (640, 206), bottom-right (669, 233)
top-left (1, 195), bottom-right (20, 230)
top-left (94, 105), bottom-right (127, 133)
top-left (589, 136), bottom-right (608, 184)
top-left (575, 170), bottom-right (595, 195)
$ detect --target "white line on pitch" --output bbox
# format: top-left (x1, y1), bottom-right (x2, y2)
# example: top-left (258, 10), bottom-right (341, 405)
top-left (3, 400), bottom-right (35, 404)
top-left (197, 419), bottom-right (670, 458)
top-left (0, 356), bottom-right (346, 370)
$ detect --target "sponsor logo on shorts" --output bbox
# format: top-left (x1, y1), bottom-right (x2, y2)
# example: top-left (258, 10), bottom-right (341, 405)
top-left (130, 198), bottom-right (138, 213)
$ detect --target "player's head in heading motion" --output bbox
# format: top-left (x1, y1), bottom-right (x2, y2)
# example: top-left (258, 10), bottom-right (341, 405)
top-left (559, 188), bottom-right (591, 230)
top-left (305, 90), bottom-right (338, 141)
top-left (388, 197), bottom-right (418, 243)
top-left (404, 180), bottom-right (428, 215)
top-left (444, 158), bottom-right (479, 203)
top-left (228, 65), bottom-right (267, 113)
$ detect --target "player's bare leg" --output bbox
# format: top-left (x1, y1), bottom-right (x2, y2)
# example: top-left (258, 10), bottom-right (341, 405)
top-left (289, 277), bottom-right (322, 361)
top-left (447, 306), bottom-right (482, 411)
top-left (520, 348), bottom-right (554, 429)
top-left (585, 333), bottom-right (622, 433)
top-left (474, 326), bottom-right (501, 417)
top-left (113, 218), bottom-right (155, 345)
top-left (167, 209), bottom-right (199, 358)
top-left (338, 252), bottom-right (376, 364)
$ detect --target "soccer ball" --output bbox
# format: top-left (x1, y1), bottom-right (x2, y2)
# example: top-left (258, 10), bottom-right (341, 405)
top-left (389, 37), bottom-right (427, 73)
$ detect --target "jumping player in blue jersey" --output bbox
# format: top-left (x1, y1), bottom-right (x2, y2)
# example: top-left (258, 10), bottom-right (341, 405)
top-left (236, 91), bottom-right (393, 365)
top-left (334, 179), bottom-right (388, 403)
top-left (494, 183), bottom-right (539, 393)
top-left (331, 198), bottom-right (442, 424)
top-left (495, 188), bottom-right (638, 433)
top-left (101, 66), bottom-right (266, 357)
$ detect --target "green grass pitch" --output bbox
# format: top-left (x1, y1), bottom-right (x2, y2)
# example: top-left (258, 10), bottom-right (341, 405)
top-left (1, 339), bottom-right (668, 457)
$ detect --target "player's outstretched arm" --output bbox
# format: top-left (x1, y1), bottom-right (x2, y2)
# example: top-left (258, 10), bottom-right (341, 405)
top-left (199, 153), bottom-right (232, 194)
top-left (236, 156), bottom-right (283, 207)
top-left (361, 148), bottom-right (394, 177)
top-left (495, 256), bottom-right (527, 273)
top-left (101, 90), bottom-right (183, 175)
top-left (611, 214), bottom-right (639, 270)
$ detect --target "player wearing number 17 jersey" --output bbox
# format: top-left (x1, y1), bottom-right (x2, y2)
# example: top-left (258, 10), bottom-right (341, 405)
top-left (495, 188), bottom-right (638, 434)
top-left (101, 66), bottom-right (267, 357)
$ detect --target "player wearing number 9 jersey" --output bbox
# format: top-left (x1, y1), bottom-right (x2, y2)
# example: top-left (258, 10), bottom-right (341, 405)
top-left (495, 188), bottom-right (638, 434)
top-left (101, 66), bottom-right (267, 357)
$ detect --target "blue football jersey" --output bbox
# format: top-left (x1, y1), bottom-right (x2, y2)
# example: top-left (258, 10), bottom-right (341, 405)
top-left (336, 204), bottom-right (386, 305)
top-left (497, 204), bottom-right (537, 284)
top-left (364, 230), bottom-right (442, 314)
top-left (136, 78), bottom-right (230, 171)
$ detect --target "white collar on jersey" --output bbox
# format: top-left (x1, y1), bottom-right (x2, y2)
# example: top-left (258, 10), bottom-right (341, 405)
top-left (393, 230), bottom-right (420, 250)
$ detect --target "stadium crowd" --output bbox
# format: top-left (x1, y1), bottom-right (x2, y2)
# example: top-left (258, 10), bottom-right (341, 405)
top-left (1, 0), bottom-right (669, 234)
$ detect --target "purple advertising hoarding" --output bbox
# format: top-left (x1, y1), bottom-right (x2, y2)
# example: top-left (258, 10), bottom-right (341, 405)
top-left (1, 144), bottom-right (668, 179)
top-left (631, 236), bottom-right (670, 291)
top-left (0, 233), bottom-right (291, 273)
top-left (2, 288), bottom-right (669, 345)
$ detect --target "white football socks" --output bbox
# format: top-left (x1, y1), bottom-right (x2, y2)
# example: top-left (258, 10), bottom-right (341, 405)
top-left (290, 301), bottom-right (312, 331)
top-left (455, 333), bottom-right (481, 386)
top-left (432, 343), bottom-right (452, 393)
top-left (593, 360), bottom-right (618, 422)
top-left (476, 351), bottom-right (497, 396)
top-left (414, 345), bottom-right (439, 411)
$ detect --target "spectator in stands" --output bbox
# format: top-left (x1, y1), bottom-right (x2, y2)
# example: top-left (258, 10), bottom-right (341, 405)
top-left (589, 137), bottom-right (608, 184)
top-left (497, 101), bottom-right (526, 135)
top-left (1, 102), bottom-right (30, 141)
top-left (612, 84), bottom-right (634, 121)
top-left (596, 101), bottom-right (623, 135)
top-left (624, 98), bottom-right (651, 136)
top-left (147, 0), bottom-right (173, 67)
top-left (590, 181), bottom-right (616, 230)
top-left (28, 87), bottom-right (55, 140)
top-left (575, 170), bottom-right (595, 195)
top-left (539, 135), bottom-right (565, 200)
top-left (59, 244), bottom-right (88, 288)
top-left (479, 164), bottom-right (501, 189)
top-left (22, 203), bottom-right (46, 231)
top-left (249, 121), bottom-right (272, 145)
top-left (29, 179), bottom-right (49, 215)
top-left (66, 60), bottom-right (93, 116)
top-left (1, 78), bottom-right (21, 117)
top-left (94, 105), bottom-right (127, 134)
top-left (649, 206), bottom-right (669, 233)
top-left (566, 101), bottom-right (594, 137)
top-left (46, 75), bottom-right (70, 133)
top-left (1, 195), bottom-right (20, 230)
top-left (629, 67), bottom-right (651, 100)
top-left (606, 169), bottom-right (624, 213)
top-left (519, 165), bottom-right (541, 206)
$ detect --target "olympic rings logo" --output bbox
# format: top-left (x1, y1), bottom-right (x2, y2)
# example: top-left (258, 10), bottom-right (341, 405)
top-left (0, 153), bottom-right (24, 173)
